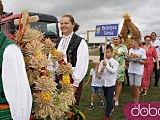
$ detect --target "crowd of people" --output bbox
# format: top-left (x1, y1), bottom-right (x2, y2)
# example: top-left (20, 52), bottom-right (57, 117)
top-left (87, 32), bottom-right (160, 120)
top-left (0, 1), bottom-right (89, 119)
top-left (0, 1), bottom-right (160, 120)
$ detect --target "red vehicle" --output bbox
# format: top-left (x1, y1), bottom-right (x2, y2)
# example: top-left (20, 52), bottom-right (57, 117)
top-left (0, 12), bottom-right (60, 42)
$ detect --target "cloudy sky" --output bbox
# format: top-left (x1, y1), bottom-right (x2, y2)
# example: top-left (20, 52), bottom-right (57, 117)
top-left (2, 0), bottom-right (160, 40)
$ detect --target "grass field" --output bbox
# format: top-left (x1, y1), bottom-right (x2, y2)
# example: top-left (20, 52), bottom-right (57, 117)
top-left (78, 49), bottom-right (160, 120)
top-left (89, 48), bottom-right (99, 56)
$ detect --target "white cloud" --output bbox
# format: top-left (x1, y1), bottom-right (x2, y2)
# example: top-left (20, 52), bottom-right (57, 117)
top-left (2, 0), bottom-right (160, 39)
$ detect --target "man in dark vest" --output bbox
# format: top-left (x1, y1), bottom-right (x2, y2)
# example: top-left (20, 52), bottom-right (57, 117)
top-left (0, 1), bottom-right (32, 119)
top-left (55, 15), bottom-right (89, 105)
top-left (99, 43), bottom-right (105, 61)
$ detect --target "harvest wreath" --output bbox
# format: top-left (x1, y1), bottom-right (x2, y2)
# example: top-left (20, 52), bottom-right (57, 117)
top-left (13, 9), bottom-right (85, 120)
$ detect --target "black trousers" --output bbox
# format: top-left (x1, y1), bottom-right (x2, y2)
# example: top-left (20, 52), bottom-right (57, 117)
top-left (75, 80), bottom-right (83, 106)
top-left (125, 69), bottom-right (130, 86)
top-left (100, 53), bottom-right (104, 61)
top-left (153, 62), bottom-right (160, 85)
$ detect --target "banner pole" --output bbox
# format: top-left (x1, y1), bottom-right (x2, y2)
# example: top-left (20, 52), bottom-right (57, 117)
top-left (104, 37), bottom-right (107, 60)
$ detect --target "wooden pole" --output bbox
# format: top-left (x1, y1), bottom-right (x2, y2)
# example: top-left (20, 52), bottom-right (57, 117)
top-left (104, 37), bottom-right (107, 60)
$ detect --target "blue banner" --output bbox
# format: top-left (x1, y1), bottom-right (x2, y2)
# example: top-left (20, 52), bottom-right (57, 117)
top-left (95, 24), bottom-right (119, 37)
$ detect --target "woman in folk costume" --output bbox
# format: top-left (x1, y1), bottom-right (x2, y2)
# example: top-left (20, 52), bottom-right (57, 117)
top-left (55, 15), bottom-right (89, 105)
top-left (0, 1), bottom-right (32, 119)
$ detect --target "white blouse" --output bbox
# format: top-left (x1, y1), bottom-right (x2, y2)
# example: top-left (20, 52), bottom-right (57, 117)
top-left (57, 34), bottom-right (89, 87)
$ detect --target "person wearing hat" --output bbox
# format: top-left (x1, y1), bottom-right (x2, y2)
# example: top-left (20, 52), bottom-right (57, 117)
top-left (0, 1), bottom-right (32, 119)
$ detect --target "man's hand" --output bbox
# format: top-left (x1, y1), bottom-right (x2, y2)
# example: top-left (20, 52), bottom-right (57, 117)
top-left (85, 82), bottom-right (89, 86)
top-left (157, 64), bottom-right (159, 70)
top-left (73, 86), bottom-right (77, 93)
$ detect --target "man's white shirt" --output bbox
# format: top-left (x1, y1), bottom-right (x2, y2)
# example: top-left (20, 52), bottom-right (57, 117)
top-left (2, 44), bottom-right (32, 120)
